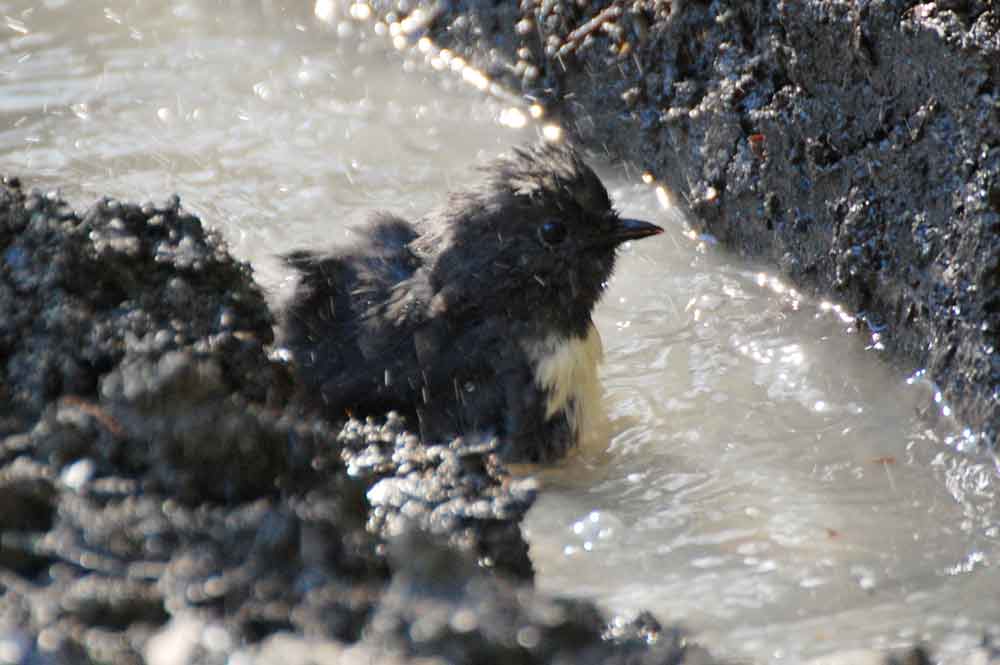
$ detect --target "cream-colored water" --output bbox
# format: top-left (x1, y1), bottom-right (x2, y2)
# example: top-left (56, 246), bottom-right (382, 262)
top-left (1, 2), bottom-right (998, 662)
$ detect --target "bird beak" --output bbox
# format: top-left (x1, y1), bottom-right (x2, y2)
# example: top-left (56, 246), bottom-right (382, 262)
top-left (611, 217), bottom-right (664, 243)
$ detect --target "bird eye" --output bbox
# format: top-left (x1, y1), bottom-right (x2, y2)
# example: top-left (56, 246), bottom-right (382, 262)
top-left (538, 220), bottom-right (567, 246)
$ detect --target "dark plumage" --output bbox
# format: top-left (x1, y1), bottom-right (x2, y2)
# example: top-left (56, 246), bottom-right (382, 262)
top-left (280, 143), bottom-right (662, 462)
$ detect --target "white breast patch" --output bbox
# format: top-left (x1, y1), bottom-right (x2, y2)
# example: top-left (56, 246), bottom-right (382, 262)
top-left (523, 322), bottom-right (605, 436)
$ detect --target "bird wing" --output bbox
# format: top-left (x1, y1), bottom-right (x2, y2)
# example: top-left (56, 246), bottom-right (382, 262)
top-left (280, 213), bottom-right (430, 415)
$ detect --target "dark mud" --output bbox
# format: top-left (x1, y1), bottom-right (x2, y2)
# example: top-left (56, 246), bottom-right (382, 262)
top-left (0, 180), bottom-right (719, 664)
top-left (397, 0), bottom-right (1000, 447)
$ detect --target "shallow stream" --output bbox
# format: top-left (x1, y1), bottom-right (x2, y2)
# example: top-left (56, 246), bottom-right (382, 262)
top-left (1, 2), bottom-right (998, 661)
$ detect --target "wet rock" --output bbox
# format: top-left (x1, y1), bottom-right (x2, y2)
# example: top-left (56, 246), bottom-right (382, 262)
top-left (0, 460), bottom-right (56, 532)
top-left (363, 532), bottom-right (712, 665)
top-left (9, 388), bottom-right (392, 660)
top-left (95, 352), bottom-right (290, 504)
top-left (0, 180), bottom-right (277, 428)
top-left (338, 415), bottom-right (537, 578)
top-left (0, 459), bottom-right (58, 575)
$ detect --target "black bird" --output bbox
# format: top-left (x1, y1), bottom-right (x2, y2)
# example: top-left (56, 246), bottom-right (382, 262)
top-left (280, 143), bottom-right (663, 462)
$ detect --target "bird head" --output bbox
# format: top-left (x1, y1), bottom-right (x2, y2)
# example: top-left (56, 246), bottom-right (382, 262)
top-left (420, 143), bottom-right (663, 338)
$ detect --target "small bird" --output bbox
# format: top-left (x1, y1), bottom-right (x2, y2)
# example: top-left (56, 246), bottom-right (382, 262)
top-left (280, 143), bottom-right (662, 462)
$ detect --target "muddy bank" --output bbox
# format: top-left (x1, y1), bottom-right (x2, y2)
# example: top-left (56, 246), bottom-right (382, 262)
top-left (0, 179), bottom-right (726, 664)
top-left (390, 0), bottom-right (1000, 446)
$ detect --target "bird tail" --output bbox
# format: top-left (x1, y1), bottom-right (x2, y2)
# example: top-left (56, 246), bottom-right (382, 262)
top-left (277, 215), bottom-right (424, 417)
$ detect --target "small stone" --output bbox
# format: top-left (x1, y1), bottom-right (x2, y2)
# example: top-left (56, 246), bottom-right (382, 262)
top-left (622, 87), bottom-right (641, 107)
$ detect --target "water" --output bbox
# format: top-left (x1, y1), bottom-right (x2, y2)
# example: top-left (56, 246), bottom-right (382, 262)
top-left (1, 2), bottom-right (998, 662)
